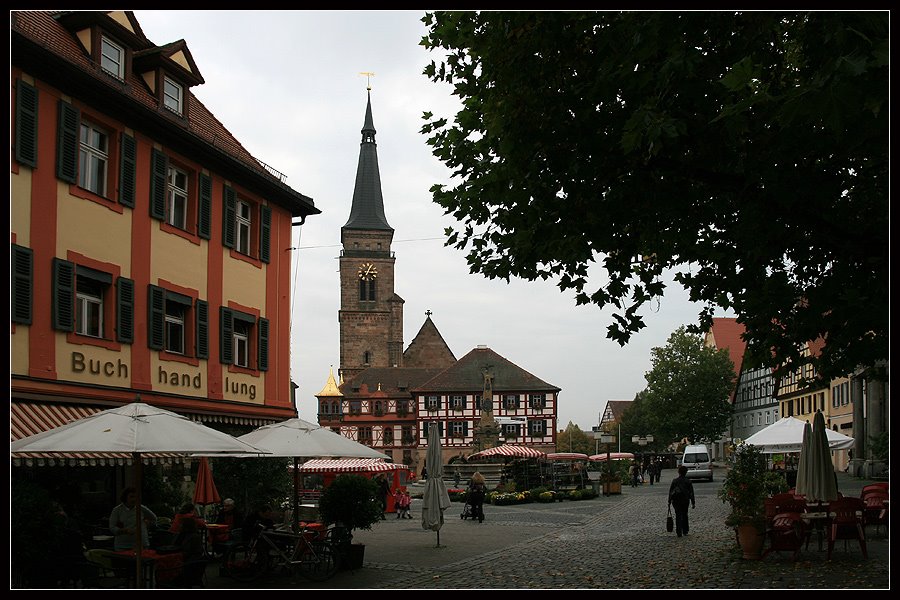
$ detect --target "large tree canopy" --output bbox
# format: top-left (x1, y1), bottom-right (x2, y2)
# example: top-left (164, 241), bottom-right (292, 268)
top-left (421, 11), bottom-right (888, 382)
top-left (642, 326), bottom-right (736, 445)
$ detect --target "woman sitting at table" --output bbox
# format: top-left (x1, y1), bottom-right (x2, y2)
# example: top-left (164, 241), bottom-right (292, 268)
top-left (170, 503), bottom-right (206, 534)
top-left (109, 487), bottom-right (158, 551)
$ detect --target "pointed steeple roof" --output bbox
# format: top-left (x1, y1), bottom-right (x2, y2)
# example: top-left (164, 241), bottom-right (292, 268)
top-left (343, 89), bottom-right (393, 231)
top-left (403, 313), bottom-right (456, 369)
top-left (316, 367), bottom-right (343, 397)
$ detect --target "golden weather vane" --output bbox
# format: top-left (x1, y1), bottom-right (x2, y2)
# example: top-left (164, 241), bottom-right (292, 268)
top-left (359, 71), bottom-right (375, 90)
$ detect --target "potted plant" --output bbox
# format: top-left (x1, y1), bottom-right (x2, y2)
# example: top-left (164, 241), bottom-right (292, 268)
top-left (317, 474), bottom-right (383, 570)
top-left (717, 443), bottom-right (788, 559)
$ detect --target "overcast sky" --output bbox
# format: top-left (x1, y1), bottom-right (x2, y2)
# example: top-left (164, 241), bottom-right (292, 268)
top-left (135, 10), bottom-right (724, 431)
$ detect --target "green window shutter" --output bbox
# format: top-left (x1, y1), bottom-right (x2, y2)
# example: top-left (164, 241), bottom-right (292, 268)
top-left (147, 284), bottom-right (165, 350)
top-left (257, 317), bottom-right (269, 371)
top-left (14, 79), bottom-right (38, 167)
top-left (11, 244), bottom-right (33, 325)
top-left (51, 258), bottom-right (75, 331)
top-left (118, 133), bottom-right (136, 208)
top-left (222, 186), bottom-right (236, 248)
top-left (219, 307), bottom-right (234, 364)
top-left (56, 101), bottom-right (80, 183)
top-left (149, 149), bottom-right (168, 220)
top-left (259, 205), bottom-right (271, 263)
top-left (196, 299), bottom-right (209, 359)
top-left (198, 173), bottom-right (212, 240)
top-left (116, 277), bottom-right (134, 343)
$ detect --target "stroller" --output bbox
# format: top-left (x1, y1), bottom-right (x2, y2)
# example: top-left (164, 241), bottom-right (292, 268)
top-left (460, 498), bottom-right (476, 520)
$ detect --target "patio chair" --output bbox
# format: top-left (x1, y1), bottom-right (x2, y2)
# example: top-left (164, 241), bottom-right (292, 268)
top-left (827, 496), bottom-right (867, 560)
top-left (862, 491), bottom-right (888, 537)
top-left (762, 512), bottom-right (808, 561)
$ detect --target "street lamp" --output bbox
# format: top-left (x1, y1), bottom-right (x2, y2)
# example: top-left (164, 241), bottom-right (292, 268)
top-left (598, 432), bottom-right (616, 496)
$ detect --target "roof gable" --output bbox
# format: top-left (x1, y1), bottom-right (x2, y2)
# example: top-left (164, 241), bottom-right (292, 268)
top-left (402, 315), bottom-right (456, 369)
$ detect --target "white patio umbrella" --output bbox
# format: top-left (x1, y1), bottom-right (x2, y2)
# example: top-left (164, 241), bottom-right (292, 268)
top-left (794, 420), bottom-right (813, 495)
top-left (421, 422), bottom-right (451, 547)
top-left (10, 401), bottom-right (265, 587)
top-left (232, 417), bottom-right (388, 531)
top-left (744, 416), bottom-right (854, 453)
top-left (803, 410), bottom-right (839, 504)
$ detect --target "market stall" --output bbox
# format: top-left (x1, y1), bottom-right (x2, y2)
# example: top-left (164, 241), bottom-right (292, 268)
top-left (298, 458), bottom-right (410, 513)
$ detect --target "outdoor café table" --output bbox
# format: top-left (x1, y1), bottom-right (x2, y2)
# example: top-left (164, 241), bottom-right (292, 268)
top-left (800, 511), bottom-right (830, 551)
top-left (112, 548), bottom-right (183, 588)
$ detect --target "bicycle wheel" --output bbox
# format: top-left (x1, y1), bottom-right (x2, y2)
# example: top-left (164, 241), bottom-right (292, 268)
top-left (224, 542), bottom-right (266, 582)
top-left (296, 541), bottom-right (340, 581)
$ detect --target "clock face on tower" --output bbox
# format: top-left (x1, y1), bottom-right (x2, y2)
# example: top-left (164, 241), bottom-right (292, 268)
top-left (358, 262), bottom-right (378, 281)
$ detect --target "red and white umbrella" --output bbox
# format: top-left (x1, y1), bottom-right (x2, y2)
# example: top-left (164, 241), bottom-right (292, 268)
top-left (468, 444), bottom-right (545, 460)
top-left (588, 452), bottom-right (636, 462)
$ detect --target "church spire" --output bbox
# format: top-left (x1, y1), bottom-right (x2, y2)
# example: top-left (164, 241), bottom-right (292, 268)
top-left (343, 88), bottom-right (392, 231)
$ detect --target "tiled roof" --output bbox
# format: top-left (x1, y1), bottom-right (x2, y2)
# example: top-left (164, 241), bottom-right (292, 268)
top-left (603, 400), bottom-right (632, 423)
top-left (415, 346), bottom-right (560, 393)
top-left (340, 368), bottom-right (446, 399)
top-left (708, 317), bottom-right (746, 379)
top-left (11, 10), bottom-right (317, 216)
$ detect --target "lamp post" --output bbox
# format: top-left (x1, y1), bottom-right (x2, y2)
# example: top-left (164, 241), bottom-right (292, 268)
top-left (598, 432), bottom-right (616, 496)
top-left (632, 435), bottom-right (654, 483)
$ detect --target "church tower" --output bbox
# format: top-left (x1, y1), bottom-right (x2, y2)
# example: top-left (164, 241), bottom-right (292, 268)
top-left (338, 88), bottom-right (404, 382)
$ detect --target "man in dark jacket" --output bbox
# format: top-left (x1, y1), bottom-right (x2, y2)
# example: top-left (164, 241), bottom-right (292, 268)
top-left (668, 465), bottom-right (696, 537)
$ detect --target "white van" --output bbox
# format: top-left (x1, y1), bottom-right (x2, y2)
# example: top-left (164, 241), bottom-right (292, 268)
top-left (681, 444), bottom-right (713, 481)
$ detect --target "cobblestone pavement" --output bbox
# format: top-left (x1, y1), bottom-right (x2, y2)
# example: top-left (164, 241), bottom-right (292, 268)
top-left (205, 470), bottom-right (889, 590)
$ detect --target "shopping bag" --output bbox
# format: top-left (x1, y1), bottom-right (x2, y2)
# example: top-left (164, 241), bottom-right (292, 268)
top-left (666, 505), bottom-right (674, 533)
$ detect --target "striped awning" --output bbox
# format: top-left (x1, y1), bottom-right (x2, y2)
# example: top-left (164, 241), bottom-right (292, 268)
top-left (12, 402), bottom-right (183, 467)
top-left (298, 458), bottom-right (408, 473)
top-left (546, 452), bottom-right (589, 461)
top-left (469, 445), bottom-right (546, 459)
top-left (588, 452), bottom-right (636, 462)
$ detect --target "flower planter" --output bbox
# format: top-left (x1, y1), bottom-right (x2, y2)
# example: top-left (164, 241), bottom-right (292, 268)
top-left (339, 543), bottom-right (365, 571)
top-left (602, 481), bottom-right (622, 495)
top-left (736, 523), bottom-right (765, 560)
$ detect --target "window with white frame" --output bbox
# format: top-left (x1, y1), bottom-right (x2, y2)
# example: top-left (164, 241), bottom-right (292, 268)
top-left (426, 395), bottom-right (439, 411)
top-left (504, 394), bottom-right (518, 410)
top-left (530, 394), bottom-right (545, 409)
top-left (78, 122), bottom-right (108, 196)
top-left (166, 166), bottom-right (188, 229)
top-left (164, 301), bottom-right (186, 354)
top-left (233, 319), bottom-right (251, 368)
top-left (163, 76), bottom-right (183, 115)
top-left (529, 420), bottom-right (545, 436)
top-left (451, 395), bottom-right (465, 410)
top-left (503, 423), bottom-right (519, 438)
top-left (75, 277), bottom-right (104, 337)
top-left (100, 36), bottom-right (125, 79)
top-left (451, 421), bottom-right (466, 437)
top-left (236, 200), bottom-right (252, 254)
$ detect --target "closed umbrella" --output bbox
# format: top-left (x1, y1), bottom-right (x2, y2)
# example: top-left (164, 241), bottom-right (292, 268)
top-left (192, 457), bottom-right (221, 515)
top-left (421, 422), bottom-right (451, 547)
top-left (794, 421), bottom-right (813, 496)
top-left (10, 401), bottom-right (264, 587)
top-left (805, 410), bottom-right (839, 504)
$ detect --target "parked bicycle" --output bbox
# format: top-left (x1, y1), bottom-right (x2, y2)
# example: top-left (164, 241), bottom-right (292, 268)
top-left (224, 524), bottom-right (340, 582)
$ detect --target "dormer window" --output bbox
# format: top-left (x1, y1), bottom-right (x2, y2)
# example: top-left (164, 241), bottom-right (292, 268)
top-left (163, 76), bottom-right (183, 115)
top-left (100, 36), bottom-right (125, 79)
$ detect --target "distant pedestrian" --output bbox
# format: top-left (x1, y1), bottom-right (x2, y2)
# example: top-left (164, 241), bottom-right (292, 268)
top-left (668, 465), bottom-right (696, 537)
top-left (630, 462), bottom-right (641, 487)
top-left (454, 469), bottom-right (461, 488)
top-left (647, 461), bottom-right (657, 486)
top-left (376, 473), bottom-right (391, 519)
